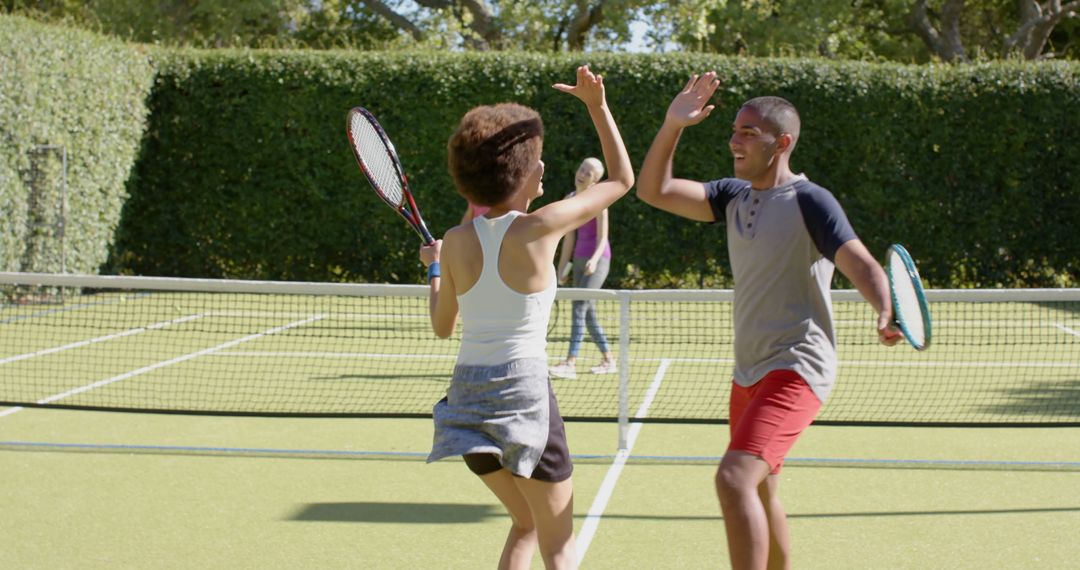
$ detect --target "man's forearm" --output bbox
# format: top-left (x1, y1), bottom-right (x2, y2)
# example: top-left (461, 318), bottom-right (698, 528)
top-left (637, 122), bottom-right (683, 204)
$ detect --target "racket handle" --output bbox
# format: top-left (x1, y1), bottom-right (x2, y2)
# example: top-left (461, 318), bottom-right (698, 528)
top-left (401, 208), bottom-right (435, 245)
top-left (417, 221), bottom-right (435, 245)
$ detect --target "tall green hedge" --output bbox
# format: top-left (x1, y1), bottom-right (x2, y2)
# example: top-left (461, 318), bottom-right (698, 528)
top-left (104, 50), bottom-right (1079, 287)
top-left (0, 15), bottom-right (154, 274)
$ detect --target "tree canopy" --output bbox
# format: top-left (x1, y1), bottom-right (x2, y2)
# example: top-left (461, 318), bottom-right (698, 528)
top-left (4, 0), bottom-right (1077, 60)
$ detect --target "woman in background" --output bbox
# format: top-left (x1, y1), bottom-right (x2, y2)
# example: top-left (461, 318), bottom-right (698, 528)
top-left (549, 157), bottom-right (616, 380)
top-left (460, 201), bottom-right (491, 224)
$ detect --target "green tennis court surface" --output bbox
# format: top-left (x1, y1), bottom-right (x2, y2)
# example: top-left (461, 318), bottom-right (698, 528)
top-left (2, 411), bottom-right (1078, 569)
top-left (2, 274), bottom-right (1079, 567)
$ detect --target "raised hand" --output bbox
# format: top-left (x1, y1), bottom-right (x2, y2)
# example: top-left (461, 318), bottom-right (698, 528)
top-left (552, 65), bottom-right (606, 108)
top-left (666, 71), bottom-right (720, 129)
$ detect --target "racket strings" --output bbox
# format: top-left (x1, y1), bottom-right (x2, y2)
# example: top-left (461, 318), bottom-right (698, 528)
top-left (349, 114), bottom-right (406, 206)
top-left (889, 250), bottom-right (927, 346)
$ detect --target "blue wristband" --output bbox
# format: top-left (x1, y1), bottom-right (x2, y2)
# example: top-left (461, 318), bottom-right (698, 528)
top-left (427, 262), bottom-right (441, 281)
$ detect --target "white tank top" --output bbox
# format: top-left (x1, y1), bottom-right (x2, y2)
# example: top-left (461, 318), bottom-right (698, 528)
top-left (456, 211), bottom-right (556, 366)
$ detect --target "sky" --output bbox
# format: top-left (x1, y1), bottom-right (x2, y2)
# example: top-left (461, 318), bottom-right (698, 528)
top-left (627, 20), bottom-right (650, 53)
top-left (382, 1), bottom-right (658, 53)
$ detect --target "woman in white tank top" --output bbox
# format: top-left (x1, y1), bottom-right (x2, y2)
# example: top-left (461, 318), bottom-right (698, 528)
top-left (419, 65), bottom-right (634, 570)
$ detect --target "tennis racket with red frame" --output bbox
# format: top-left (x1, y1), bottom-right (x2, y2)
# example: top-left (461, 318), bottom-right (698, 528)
top-left (346, 107), bottom-right (434, 245)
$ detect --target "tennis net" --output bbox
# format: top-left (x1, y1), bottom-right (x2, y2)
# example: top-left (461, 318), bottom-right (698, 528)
top-left (2, 272), bottom-right (1078, 428)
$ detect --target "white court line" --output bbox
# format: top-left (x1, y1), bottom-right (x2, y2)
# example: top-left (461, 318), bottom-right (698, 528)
top-left (1056, 324), bottom-right (1080, 338)
top-left (0, 315), bottom-right (204, 366)
top-left (843, 360), bottom-right (1076, 368)
top-left (833, 319), bottom-right (1070, 327)
top-left (205, 310), bottom-right (426, 320)
top-left (620, 356), bottom-right (1075, 368)
top-left (577, 358), bottom-right (670, 565)
top-left (213, 352), bottom-right (1075, 368)
top-left (211, 351), bottom-right (456, 360)
top-left (0, 315), bottom-right (324, 419)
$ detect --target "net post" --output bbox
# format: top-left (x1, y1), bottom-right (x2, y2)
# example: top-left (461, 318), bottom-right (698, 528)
top-left (59, 145), bottom-right (68, 276)
top-left (617, 292), bottom-right (631, 450)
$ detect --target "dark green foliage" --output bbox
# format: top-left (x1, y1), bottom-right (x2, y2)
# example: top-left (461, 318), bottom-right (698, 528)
top-left (0, 15), bottom-right (154, 274)
top-left (112, 50), bottom-right (1078, 287)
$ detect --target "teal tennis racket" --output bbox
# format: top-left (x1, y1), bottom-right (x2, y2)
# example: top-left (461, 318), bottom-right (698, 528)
top-left (886, 244), bottom-right (932, 350)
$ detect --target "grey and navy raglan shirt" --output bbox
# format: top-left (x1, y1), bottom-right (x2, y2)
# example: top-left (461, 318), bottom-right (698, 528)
top-left (705, 176), bottom-right (858, 402)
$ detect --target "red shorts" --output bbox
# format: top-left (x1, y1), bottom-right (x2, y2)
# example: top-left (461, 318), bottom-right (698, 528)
top-left (728, 369), bottom-right (822, 474)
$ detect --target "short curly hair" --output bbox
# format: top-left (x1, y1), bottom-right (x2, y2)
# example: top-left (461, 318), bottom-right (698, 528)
top-left (447, 103), bottom-right (544, 207)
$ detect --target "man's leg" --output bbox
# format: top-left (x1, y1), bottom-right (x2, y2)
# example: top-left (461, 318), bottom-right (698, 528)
top-left (720, 370), bottom-right (820, 569)
top-left (717, 451), bottom-right (773, 570)
top-left (759, 473), bottom-right (790, 570)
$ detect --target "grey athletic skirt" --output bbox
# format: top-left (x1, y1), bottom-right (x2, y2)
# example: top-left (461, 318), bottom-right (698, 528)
top-left (428, 358), bottom-right (572, 481)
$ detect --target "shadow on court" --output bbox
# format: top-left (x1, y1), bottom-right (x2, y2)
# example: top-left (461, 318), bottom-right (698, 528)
top-left (311, 373), bottom-right (447, 381)
top-left (288, 503), bottom-right (1080, 524)
top-left (584, 506), bottom-right (1080, 522)
top-left (290, 502), bottom-right (497, 523)
top-left (787, 505), bottom-right (1080, 520)
top-left (288, 503), bottom-right (715, 524)
top-left (982, 379), bottom-right (1080, 420)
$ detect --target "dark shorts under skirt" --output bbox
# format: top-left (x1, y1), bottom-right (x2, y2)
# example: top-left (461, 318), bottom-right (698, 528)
top-left (427, 358), bottom-right (573, 482)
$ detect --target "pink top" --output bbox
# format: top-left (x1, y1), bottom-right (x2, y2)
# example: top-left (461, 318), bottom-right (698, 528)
top-left (573, 216), bottom-right (611, 259)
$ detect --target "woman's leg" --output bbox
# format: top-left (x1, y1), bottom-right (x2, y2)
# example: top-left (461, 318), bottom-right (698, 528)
top-left (567, 297), bottom-right (586, 359)
top-left (581, 257), bottom-right (610, 352)
top-left (565, 297), bottom-right (583, 356)
top-left (575, 257), bottom-right (613, 366)
top-left (515, 477), bottom-right (577, 569)
top-left (549, 297), bottom-right (585, 378)
top-left (476, 468), bottom-right (540, 570)
top-left (550, 270), bottom-right (586, 377)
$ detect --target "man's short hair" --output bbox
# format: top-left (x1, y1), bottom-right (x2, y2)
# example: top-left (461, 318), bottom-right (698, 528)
top-left (742, 96), bottom-right (801, 151)
top-left (448, 103), bottom-right (544, 207)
